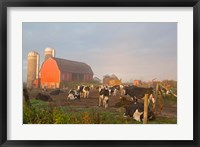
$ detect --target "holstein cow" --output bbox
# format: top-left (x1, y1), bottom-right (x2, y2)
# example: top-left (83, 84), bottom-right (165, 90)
top-left (162, 88), bottom-right (172, 95)
top-left (67, 89), bottom-right (80, 100)
top-left (112, 85), bottom-right (125, 96)
top-left (98, 86), bottom-right (110, 108)
top-left (108, 86), bottom-right (119, 96)
top-left (123, 85), bottom-right (155, 104)
top-left (35, 93), bottom-right (53, 101)
top-left (103, 85), bottom-right (121, 97)
top-left (77, 85), bottom-right (90, 98)
top-left (124, 102), bottom-right (155, 122)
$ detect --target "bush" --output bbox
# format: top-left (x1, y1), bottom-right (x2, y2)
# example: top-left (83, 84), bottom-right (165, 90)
top-left (23, 102), bottom-right (53, 124)
top-left (23, 101), bottom-right (126, 124)
top-left (23, 100), bottom-right (177, 124)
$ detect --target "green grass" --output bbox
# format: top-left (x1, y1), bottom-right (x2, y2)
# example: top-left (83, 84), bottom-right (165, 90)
top-left (23, 99), bottom-right (177, 124)
top-left (163, 95), bottom-right (177, 106)
top-left (149, 116), bottom-right (177, 124)
top-left (30, 99), bottom-right (48, 107)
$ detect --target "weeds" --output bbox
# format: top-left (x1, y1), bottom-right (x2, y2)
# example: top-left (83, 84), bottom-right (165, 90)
top-left (23, 99), bottom-right (176, 124)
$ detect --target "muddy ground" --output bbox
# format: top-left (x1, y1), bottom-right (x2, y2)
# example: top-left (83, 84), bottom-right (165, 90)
top-left (29, 88), bottom-right (177, 120)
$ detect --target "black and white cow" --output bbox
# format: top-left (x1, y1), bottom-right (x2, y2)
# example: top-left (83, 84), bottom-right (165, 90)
top-left (67, 89), bottom-right (80, 100)
top-left (123, 85), bottom-right (155, 104)
top-left (124, 102), bottom-right (155, 122)
top-left (111, 85), bottom-right (125, 96)
top-left (103, 85), bottom-right (122, 96)
top-left (162, 88), bottom-right (171, 95)
top-left (98, 86), bottom-right (110, 108)
top-left (106, 86), bottom-right (115, 96)
top-left (77, 85), bottom-right (90, 98)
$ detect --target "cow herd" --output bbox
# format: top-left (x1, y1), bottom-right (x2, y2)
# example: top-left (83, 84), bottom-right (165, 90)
top-left (96, 84), bottom-right (156, 122)
top-left (34, 84), bottom-right (159, 122)
top-left (65, 84), bottom-right (157, 122)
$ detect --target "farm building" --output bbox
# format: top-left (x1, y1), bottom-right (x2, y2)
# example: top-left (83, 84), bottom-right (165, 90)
top-left (103, 74), bottom-right (121, 86)
top-left (93, 77), bottom-right (101, 83)
top-left (40, 57), bottom-right (93, 89)
top-left (133, 80), bottom-right (142, 86)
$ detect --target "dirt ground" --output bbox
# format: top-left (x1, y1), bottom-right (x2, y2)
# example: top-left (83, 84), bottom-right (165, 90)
top-left (29, 88), bottom-right (177, 119)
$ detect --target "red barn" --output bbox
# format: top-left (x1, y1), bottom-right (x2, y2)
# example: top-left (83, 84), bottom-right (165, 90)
top-left (40, 57), bottom-right (93, 89)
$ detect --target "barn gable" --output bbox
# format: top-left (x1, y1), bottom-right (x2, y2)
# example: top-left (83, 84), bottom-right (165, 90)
top-left (40, 58), bottom-right (61, 88)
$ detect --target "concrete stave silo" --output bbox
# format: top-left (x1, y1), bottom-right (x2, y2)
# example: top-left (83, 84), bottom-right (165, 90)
top-left (44, 47), bottom-right (55, 61)
top-left (27, 51), bottom-right (40, 89)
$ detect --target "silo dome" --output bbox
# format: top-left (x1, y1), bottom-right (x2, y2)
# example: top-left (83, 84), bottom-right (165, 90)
top-left (44, 47), bottom-right (55, 61)
top-left (28, 51), bottom-right (39, 57)
top-left (27, 51), bottom-right (40, 88)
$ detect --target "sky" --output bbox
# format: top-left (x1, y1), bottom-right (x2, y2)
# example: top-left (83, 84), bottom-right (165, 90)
top-left (22, 22), bottom-right (177, 83)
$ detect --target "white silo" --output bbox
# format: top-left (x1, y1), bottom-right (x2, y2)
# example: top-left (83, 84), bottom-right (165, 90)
top-left (27, 51), bottom-right (40, 88)
top-left (44, 47), bottom-right (55, 61)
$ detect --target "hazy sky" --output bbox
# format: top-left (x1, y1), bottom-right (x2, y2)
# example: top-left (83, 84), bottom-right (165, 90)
top-left (23, 22), bottom-right (177, 82)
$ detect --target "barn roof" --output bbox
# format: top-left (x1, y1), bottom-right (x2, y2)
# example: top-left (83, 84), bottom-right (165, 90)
top-left (52, 57), bottom-right (93, 74)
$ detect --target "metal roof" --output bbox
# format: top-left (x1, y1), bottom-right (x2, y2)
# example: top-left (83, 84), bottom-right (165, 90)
top-left (52, 57), bottom-right (93, 74)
